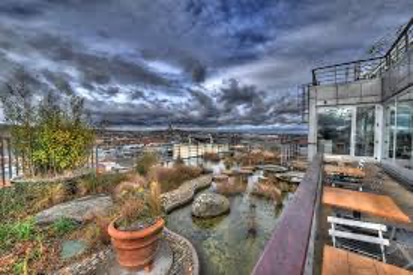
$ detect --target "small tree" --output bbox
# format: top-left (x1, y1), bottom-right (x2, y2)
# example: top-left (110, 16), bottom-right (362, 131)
top-left (0, 69), bottom-right (95, 177)
top-left (135, 152), bottom-right (158, 176)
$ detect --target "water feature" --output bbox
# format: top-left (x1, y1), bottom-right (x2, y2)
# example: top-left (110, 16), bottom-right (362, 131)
top-left (166, 161), bottom-right (292, 274)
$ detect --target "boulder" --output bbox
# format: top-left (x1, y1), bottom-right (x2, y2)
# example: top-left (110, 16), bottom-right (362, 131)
top-left (213, 175), bottom-right (229, 182)
top-left (259, 165), bottom-right (288, 173)
top-left (35, 195), bottom-right (113, 225)
top-left (192, 193), bottom-right (230, 218)
top-left (275, 171), bottom-right (305, 184)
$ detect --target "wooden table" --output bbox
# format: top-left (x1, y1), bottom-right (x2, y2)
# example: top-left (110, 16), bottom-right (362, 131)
top-left (324, 165), bottom-right (365, 178)
top-left (322, 245), bottom-right (411, 274)
top-left (323, 187), bottom-right (411, 225)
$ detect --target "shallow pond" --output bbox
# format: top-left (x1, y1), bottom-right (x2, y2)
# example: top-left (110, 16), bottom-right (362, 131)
top-left (166, 172), bottom-right (292, 275)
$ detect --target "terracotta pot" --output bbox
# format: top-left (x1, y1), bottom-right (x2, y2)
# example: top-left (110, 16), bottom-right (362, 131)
top-left (108, 218), bottom-right (164, 269)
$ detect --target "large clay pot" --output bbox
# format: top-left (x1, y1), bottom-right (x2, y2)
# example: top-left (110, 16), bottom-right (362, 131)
top-left (108, 218), bottom-right (164, 269)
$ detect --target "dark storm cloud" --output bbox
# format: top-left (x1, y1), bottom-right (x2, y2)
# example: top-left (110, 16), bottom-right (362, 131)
top-left (0, 0), bottom-right (411, 130)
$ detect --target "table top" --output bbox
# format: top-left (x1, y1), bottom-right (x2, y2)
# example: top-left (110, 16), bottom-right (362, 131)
top-left (322, 245), bottom-right (411, 275)
top-left (324, 165), bottom-right (365, 178)
top-left (323, 187), bottom-right (411, 225)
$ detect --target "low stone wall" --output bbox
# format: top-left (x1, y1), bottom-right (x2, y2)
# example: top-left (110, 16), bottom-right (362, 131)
top-left (0, 172), bottom-right (93, 220)
top-left (164, 228), bottom-right (199, 275)
top-left (161, 174), bottom-right (213, 213)
top-left (10, 171), bottom-right (92, 185)
top-left (55, 228), bottom-right (199, 275)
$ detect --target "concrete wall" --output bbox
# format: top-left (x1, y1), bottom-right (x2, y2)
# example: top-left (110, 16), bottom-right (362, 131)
top-left (309, 78), bottom-right (382, 107)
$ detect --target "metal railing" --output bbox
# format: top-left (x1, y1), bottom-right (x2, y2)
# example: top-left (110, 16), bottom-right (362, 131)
top-left (312, 57), bottom-right (386, 85)
top-left (312, 19), bottom-right (412, 86)
top-left (252, 153), bottom-right (323, 274)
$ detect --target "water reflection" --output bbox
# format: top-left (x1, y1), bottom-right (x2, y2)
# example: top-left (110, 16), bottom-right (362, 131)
top-left (166, 158), bottom-right (291, 274)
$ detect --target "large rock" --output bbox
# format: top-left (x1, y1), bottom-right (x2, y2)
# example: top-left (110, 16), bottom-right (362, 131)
top-left (259, 165), bottom-right (288, 173)
top-left (192, 193), bottom-right (230, 218)
top-left (275, 171), bottom-right (305, 184)
top-left (35, 195), bottom-right (113, 224)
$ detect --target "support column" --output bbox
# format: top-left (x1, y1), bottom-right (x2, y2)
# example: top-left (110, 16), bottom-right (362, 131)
top-left (307, 87), bottom-right (318, 161)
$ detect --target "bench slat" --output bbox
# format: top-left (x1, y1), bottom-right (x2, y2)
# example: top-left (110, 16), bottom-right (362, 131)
top-left (329, 229), bottom-right (390, 246)
top-left (328, 216), bottom-right (387, 232)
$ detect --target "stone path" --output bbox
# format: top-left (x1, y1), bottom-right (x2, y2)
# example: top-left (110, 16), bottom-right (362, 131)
top-left (161, 174), bottom-right (212, 213)
top-left (94, 239), bottom-right (173, 275)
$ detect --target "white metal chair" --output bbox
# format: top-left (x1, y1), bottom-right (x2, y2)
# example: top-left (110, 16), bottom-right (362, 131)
top-left (328, 216), bottom-right (389, 263)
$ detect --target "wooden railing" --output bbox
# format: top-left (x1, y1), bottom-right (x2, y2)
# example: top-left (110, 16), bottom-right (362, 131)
top-left (252, 153), bottom-right (323, 275)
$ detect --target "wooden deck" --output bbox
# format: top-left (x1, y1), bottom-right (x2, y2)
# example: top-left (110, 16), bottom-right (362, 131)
top-left (323, 187), bottom-right (411, 225)
top-left (322, 245), bottom-right (411, 275)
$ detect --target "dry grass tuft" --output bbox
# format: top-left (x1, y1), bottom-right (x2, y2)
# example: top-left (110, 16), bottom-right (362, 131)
top-left (215, 176), bottom-right (246, 195)
top-left (32, 183), bottom-right (66, 212)
top-left (149, 165), bottom-right (202, 193)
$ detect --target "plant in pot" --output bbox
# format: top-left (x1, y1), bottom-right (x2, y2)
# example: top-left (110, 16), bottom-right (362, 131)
top-left (108, 180), bottom-right (164, 270)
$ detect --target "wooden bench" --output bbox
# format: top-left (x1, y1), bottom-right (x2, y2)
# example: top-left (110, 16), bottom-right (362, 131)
top-left (328, 216), bottom-right (389, 262)
top-left (322, 245), bottom-right (412, 275)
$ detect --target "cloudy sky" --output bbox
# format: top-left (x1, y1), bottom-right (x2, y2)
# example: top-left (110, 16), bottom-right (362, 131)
top-left (0, 0), bottom-right (411, 131)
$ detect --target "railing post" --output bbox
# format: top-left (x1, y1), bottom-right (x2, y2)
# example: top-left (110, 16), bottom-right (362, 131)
top-left (6, 138), bottom-right (12, 180)
top-left (95, 146), bottom-right (99, 175)
top-left (0, 138), bottom-right (5, 187)
top-left (312, 69), bottom-right (317, 85)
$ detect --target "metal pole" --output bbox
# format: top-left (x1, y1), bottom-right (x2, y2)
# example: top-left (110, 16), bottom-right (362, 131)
top-left (7, 138), bottom-right (12, 179)
top-left (95, 146), bottom-right (99, 174)
top-left (0, 138), bottom-right (5, 186)
top-left (15, 151), bottom-right (19, 177)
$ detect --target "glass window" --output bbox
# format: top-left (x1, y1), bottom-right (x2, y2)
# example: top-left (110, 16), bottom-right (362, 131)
top-left (317, 107), bottom-right (352, 155)
top-left (396, 92), bottom-right (413, 160)
top-left (355, 106), bottom-right (375, 156)
top-left (386, 106), bottom-right (396, 159)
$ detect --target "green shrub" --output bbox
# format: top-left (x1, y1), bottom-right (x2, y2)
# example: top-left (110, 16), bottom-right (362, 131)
top-left (1, 71), bottom-right (95, 177)
top-left (135, 152), bottom-right (158, 176)
top-left (13, 261), bottom-right (25, 275)
top-left (52, 217), bottom-right (78, 235)
top-left (13, 218), bottom-right (36, 241)
top-left (0, 223), bottom-right (13, 244)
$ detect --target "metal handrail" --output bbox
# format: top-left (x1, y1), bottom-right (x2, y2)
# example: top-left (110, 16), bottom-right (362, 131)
top-left (252, 153), bottom-right (323, 274)
top-left (312, 19), bottom-right (413, 86)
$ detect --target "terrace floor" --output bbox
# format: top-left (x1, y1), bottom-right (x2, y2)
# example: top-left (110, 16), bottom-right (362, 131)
top-left (313, 165), bottom-right (413, 274)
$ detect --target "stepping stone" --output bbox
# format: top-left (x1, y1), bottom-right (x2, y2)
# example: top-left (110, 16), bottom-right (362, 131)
top-left (258, 165), bottom-right (288, 173)
top-left (237, 169), bottom-right (253, 175)
top-left (213, 175), bottom-right (229, 182)
top-left (275, 171), bottom-right (305, 184)
top-left (61, 240), bottom-right (87, 260)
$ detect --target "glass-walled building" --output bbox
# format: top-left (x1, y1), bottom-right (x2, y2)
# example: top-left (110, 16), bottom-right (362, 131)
top-left (308, 19), bottom-right (412, 185)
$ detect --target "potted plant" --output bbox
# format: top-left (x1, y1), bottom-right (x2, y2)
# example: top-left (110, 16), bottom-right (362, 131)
top-left (108, 180), bottom-right (164, 270)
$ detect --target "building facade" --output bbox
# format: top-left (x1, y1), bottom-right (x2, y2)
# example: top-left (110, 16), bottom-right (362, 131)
top-left (307, 19), bottom-right (413, 185)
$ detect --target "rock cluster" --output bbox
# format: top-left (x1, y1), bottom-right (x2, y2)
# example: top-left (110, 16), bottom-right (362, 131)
top-left (161, 175), bottom-right (213, 213)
